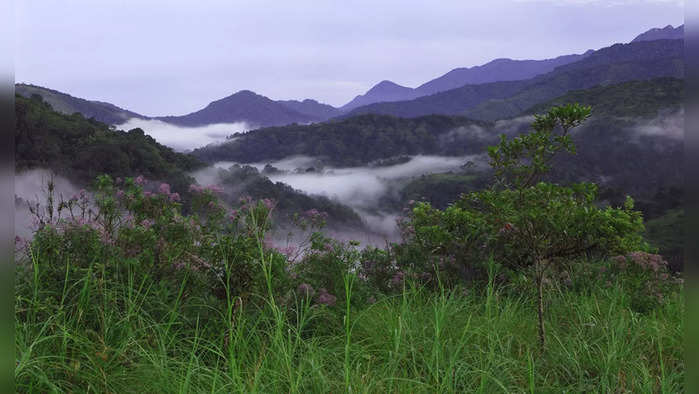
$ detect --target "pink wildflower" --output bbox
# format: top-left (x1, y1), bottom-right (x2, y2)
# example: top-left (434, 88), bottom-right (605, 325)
top-left (316, 288), bottom-right (337, 306)
top-left (206, 184), bottom-right (224, 194)
top-left (297, 283), bottom-right (315, 298)
top-left (262, 198), bottom-right (275, 210)
top-left (159, 183), bottom-right (171, 195)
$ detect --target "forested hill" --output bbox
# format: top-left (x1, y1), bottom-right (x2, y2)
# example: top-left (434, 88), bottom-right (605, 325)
top-left (15, 94), bottom-right (203, 192)
top-left (15, 84), bottom-right (147, 126)
top-left (192, 114), bottom-right (492, 167)
top-left (525, 77), bottom-right (683, 118)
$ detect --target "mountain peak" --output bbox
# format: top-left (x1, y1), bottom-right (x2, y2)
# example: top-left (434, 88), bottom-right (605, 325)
top-left (367, 80), bottom-right (412, 94)
top-left (631, 24), bottom-right (683, 43)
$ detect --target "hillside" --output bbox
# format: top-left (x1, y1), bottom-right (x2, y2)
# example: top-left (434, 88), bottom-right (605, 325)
top-left (340, 80), bottom-right (420, 112)
top-left (631, 24), bottom-right (683, 42)
top-left (338, 52), bottom-right (592, 111)
top-left (192, 114), bottom-right (493, 166)
top-left (525, 77), bottom-right (684, 118)
top-left (276, 98), bottom-right (341, 119)
top-left (15, 84), bottom-right (147, 125)
top-left (15, 93), bottom-right (202, 192)
top-left (156, 90), bottom-right (319, 128)
top-left (346, 39), bottom-right (683, 121)
top-left (414, 51), bottom-right (593, 97)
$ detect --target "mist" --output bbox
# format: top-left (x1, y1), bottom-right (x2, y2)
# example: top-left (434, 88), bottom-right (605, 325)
top-left (117, 118), bottom-right (251, 151)
top-left (14, 169), bottom-right (84, 240)
top-left (263, 155), bottom-right (477, 209)
top-left (210, 154), bottom-right (488, 238)
top-left (632, 108), bottom-right (684, 140)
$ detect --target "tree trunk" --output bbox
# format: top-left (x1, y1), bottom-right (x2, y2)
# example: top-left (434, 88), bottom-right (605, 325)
top-left (536, 267), bottom-right (545, 351)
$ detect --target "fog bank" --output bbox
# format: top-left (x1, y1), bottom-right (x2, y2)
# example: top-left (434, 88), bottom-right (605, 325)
top-left (118, 118), bottom-right (250, 151)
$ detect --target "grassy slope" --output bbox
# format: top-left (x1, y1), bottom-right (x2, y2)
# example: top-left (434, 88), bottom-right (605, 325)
top-left (16, 261), bottom-right (683, 392)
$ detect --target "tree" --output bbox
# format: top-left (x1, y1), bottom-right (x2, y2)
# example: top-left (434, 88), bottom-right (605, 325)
top-left (406, 104), bottom-right (649, 350)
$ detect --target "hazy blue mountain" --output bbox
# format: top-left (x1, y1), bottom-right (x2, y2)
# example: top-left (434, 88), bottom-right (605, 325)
top-left (413, 51), bottom-right (594, 97)
top-left (156, 90), bottom-right (318, 128)
top-left (345, 39), bottom-right (683, 121)
top-left (339, 53), bottom-right (593, 111)
top-left (631, 24), bottom-right (683, 43)
top-left (464, 39), bottom-right (684, 120)
top-left (277, 98), bottom-right (341, 120)
top-left (340, 80), bottom-right (419, 112)
top-left (15, 83), bottom-right (147, 125)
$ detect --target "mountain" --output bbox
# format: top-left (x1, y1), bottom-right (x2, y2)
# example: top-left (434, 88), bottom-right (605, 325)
top-left (340, 80), bottom-right (419, 112)
top-left (525, 77), bottom-right (684, 118)
top-left (339, 52), bottom-right (593, 111)
top-left (15, 93), bottom-right (202, 191)
top-left (192, 113), bottom-right (492, 167)
top-left (631, 24), bottom-right (683, 43)
top-left (345, 39), bottom-right (683, 121)
top-left (156, 90), bottom-right (320, 128)
top-left (276, 98), bottom-right (341, 120)
top-left (15, 83), bottom-right (146, 125)
top-left (464, 39), bottom-right (684, 120)
top-left (413, 51), bottom-right (594, 97)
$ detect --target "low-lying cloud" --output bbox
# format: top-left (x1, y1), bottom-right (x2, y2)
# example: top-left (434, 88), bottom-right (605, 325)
top-left (15, 168), bottom-right (84, 240)
top-left (117, 118), bottom-right (251, 151)
top-left (211, 154), bottom-right (487, 239)
top-left (254, 155), bottom-right (481, 210)
top-left (632, 108), bottom-right (683, 140)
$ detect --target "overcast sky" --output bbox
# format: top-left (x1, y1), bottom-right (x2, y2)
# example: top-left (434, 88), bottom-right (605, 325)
top-left (15, 0), bottom-right (683, 116)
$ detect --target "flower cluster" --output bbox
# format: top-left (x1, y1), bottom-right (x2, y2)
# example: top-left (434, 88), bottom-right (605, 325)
top-left (315, 288), bottom-right (337, 306)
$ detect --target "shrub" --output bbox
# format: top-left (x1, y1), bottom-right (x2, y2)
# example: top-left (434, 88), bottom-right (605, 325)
top-left (400, 104), bottom-right (652, 349)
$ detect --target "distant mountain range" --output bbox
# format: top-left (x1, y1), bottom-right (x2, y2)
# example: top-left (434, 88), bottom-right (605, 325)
top-left (194, 77), bottom-right (683, 166)
top-left (339, 24), bottom-right (683, 111)
top-left (16, 24), bottom-right (683, 129)
top-left (345, 38), bottom-right (683, 121)
top-left (340, 51), bottom-right (594, 111)
top-left (15, 85), bottom-right (340, 128)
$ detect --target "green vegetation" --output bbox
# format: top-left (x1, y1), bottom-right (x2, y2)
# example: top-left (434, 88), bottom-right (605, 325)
top-left (215, 164), bottom-right (364, 227)
top-left (15, 84), bottom-right (146, 125)
top-left (403, 104), bottom-right (651, 348)
top-left (645, 208), bottom-right (684, 271)
top-left (15, 94), bottom-right (203, 195)
top-left (193, 114), bottom-right (491, 167)
top-left (400, 172), bottom-right (486, 210)
top-left (525, 77), bottom-right (684, 119)
top-left (15, 104), bottom-right (684, 392)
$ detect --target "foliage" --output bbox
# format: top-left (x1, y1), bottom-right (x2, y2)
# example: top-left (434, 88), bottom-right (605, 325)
top-left (644, 208), bottom-right (684, 271)
top-left (14, 167), bottom-right (683, 391)
top-left (15, 94), bottom-right (203, 196)
top-left (525, 77), bottom-right (684, 118)
top-left (15, 83), bottom-right (146, 125)
top-left (400, 104), bottom-right (652, 349)
top-left (18, 174), bottom-right (290, 312)
top-left (193, 114), bottom-right (491, 167)
top-left (214, 164), bottom-right (364, 227)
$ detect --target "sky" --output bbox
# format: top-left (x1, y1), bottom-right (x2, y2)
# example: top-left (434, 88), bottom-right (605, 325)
top-left (15, 0), bottom-right (683, 116)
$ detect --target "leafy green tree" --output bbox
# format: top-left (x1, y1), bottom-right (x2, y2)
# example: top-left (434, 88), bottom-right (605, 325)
top-left (405, 104), bottom-right (649, 350)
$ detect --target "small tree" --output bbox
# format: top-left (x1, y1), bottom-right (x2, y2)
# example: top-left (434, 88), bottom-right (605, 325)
top-left (406, 104), bottom-right (649, 350)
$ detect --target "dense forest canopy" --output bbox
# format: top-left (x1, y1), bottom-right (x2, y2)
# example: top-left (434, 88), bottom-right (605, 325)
top-left (193, 114), bottom-right (493, 167)
top-left (15, 94), bottom-right (203, 194)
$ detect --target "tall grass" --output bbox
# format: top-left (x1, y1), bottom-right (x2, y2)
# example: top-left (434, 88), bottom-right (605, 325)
top-left (15, 247), bottom-right (683, 393)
